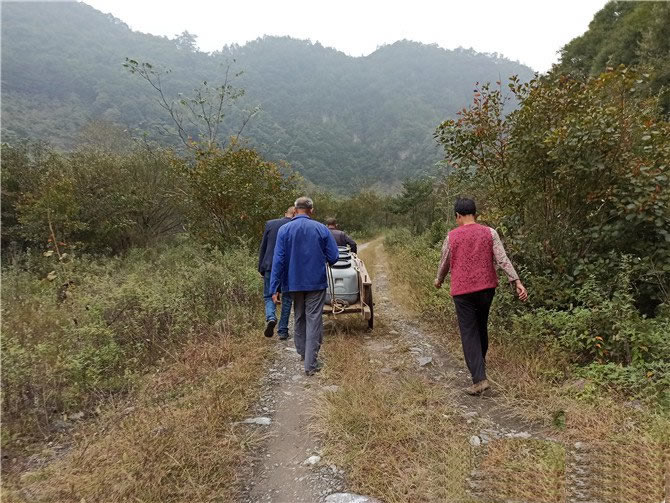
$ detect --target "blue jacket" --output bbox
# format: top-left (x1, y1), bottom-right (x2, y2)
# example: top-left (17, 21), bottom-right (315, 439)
top-left (258, 217), bottom-right (292, 274)
top-left (270, 214), bottom-right (340, 293)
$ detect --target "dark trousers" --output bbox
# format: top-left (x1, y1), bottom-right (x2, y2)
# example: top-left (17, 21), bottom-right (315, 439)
top-left (452, 288), bottom-right (495, 384)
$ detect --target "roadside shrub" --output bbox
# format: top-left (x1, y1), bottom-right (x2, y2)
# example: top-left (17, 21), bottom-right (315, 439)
top-left (1, 241), bottom-right (263, 444)
top-left (1, 142), bottom-right (183, 254)
top-left (435, 68), bottom-right (670, 314)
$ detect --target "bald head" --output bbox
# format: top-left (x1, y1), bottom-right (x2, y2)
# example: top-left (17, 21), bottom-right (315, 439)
top-left (285, 206), bottom-right (296, 218)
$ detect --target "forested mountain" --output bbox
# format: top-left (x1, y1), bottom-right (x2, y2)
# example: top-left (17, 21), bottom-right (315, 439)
top-left (1, 1), bottom-right (534, 190)
top-left (557, 0), bottom-right (670, 112)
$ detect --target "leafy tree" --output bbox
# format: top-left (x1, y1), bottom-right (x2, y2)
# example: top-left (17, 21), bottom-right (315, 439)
top-left (435, 68), bottom-right (669, 313)
top-left (558, 1), bottom-right (670, 113)
top-left (175, 148), bottom-right (301, 249)
top-left (389, 178), bottom-right (439, 234)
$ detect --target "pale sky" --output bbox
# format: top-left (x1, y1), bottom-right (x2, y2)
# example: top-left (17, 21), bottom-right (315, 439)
top-left (82, 0), bottom-right (609, 72)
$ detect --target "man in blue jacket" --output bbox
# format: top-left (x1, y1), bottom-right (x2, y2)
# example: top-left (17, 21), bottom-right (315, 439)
top-left (270, 197), bottom-right (340, 375)
top-left (258, 206), bottom-right (295, 339)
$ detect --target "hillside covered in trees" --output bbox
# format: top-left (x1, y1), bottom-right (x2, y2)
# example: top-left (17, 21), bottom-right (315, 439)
top-left (557, 0), bottom-right (670, 112)
top-left (1, 1), bottom-right (534, 190)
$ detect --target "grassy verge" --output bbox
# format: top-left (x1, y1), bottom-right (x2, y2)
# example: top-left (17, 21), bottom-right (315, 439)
top-left (310, 242), bottom-right (475, 503)
top-left (312, 321), bottom-right (474, 503)
top-left (1, 241), bottom-right (274, 502)
top-left (383, 228), bottom-right (670, 502)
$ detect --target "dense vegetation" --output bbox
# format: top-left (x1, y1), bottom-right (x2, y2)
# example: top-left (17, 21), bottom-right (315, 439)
top-left (1, 1), bottom-right (533, 190)
top-left (384, 1), bottom-right (670, 407)
top-left (1, 3), bottom-right (669, 499)
top-left (557, 0), bottom-right (670, 112)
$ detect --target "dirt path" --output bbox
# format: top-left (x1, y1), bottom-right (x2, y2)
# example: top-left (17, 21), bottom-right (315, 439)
top-left (241, 339), bottom-right (346, 503)
top-left (241, 239), bottom-right (586, 503)
top-left (365, 239), bottom-right (595, 503)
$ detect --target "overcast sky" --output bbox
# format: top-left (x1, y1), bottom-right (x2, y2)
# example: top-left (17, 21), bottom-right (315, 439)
top-left (83, 0), bottom-right (608, 72)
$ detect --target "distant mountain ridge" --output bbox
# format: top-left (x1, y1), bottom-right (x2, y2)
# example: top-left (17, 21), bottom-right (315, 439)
top-left (1, 2), bottom-right (535, 190)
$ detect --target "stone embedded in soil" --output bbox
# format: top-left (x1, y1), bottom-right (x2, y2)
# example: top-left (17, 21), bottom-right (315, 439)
top-left (418, 356), bottom-right (433, 367)
top-left (303, 455), bottom-right (321, 465)
top-left (506, 431), bottom-right (532, 439)
top-left (241, 416), bottom-right (272, 425)
top-left (469, 435), bottom-right (482, 447)
top-left (325, 493), bottom-right (382, 503)
top-left (323, 385), bottom-right (340, 393)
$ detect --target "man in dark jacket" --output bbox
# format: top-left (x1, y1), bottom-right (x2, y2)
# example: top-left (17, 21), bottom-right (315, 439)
top-left (258, 206), bottom-right (295, 339)
top-left (271, 197), bottom-right (339, 375)
top-left (325, 218), bottom-right (357, 253)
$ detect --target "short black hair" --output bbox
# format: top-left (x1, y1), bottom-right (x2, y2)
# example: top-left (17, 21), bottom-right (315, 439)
top-left (454, 198), bottom-right (476, 216)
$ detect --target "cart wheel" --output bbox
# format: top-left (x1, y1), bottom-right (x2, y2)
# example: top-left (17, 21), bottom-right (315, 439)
top-left (365, 288), bottom-right (374, 330)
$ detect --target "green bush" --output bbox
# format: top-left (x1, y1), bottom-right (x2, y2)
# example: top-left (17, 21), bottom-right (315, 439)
top-left (435, 68), bottom-right (670, 314)
top-left (1, 241), bottom-right (263, 443)
top-left (1, 142), bottom-right (183, 254)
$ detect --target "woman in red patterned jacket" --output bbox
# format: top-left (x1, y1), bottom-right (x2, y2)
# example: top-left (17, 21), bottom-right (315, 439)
top-left (434, 198), bottom-right (528, 395)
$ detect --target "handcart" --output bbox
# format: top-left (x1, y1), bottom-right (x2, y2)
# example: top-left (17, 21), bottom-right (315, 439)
top-left (323, 247), bottom-right (374, 329)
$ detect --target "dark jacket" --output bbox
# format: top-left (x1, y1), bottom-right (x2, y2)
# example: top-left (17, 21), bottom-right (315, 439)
top-left (270, 215), bottom-right (340, 293)
top-left (258, 217), bottom-right (292, 274)
top-left (328, 228), bottom-right (357, 253)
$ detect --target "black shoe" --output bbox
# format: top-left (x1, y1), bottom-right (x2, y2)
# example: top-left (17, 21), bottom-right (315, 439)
top-left (264, 320), bottom-right (277, 338)
top-left (278, 333), bottom-right (289, 341)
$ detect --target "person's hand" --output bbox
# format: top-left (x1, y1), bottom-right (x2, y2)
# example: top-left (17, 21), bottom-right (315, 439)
top-left (434, 279), bottom-right (442, 289)
top-left (272, 292), bottom-right (281, 304)
top-left (515, 280), bottom-right (528, 302)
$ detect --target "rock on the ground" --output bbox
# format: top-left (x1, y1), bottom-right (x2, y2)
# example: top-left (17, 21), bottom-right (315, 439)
top-left (507, 431), bottom-right (532, 439)
top-left (325, 493), bottom-right (382, 503)
top-left (303, 455), bottom-right (321, 465)
top-left (323, 385), bottom-right (340, 393)
top-left (241, 416), bottom-right (272, 425)
top-left (418, 356), bottom-right (433, 367)
top-left (469, 435), bottom-right (481, 447)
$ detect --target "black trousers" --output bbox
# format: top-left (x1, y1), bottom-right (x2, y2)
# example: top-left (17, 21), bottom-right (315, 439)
top-left (452, 288), bottom-right (495, 384)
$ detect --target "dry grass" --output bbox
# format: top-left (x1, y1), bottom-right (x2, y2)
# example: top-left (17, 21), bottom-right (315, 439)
top-left (477, 438), bottom-right (566, 502)
top-left (2, 329), bottom-right (274, 503)
top-left (313, 325), bottom-right (476, 503)
top-left (383, 236), bottom-right (670, 501)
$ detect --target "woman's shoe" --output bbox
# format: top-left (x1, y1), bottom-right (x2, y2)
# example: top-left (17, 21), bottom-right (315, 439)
top-left (465, 379), bottom-right (490, 395)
